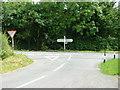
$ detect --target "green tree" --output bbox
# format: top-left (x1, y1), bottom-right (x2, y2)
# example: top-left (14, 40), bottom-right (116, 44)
top-left (2, 2), bottom-right (118, 51)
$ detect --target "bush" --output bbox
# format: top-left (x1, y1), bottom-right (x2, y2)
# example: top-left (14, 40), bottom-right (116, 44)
top-left (41, 46), bottom-right (48, 50)
top-left (0, 33), bottom-right (13, 59)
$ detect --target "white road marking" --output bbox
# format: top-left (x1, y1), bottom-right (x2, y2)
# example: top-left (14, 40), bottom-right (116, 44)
top-left (67, 54), bottom-right (72, 61)
top-left (54, 63), bottom-right (65, 72)
top-left (16, 75), bottom-right (46, 88)
top-left (45, 56), bottom-right (59, 61)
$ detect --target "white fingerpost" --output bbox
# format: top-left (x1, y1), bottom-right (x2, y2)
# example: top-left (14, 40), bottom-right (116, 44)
top-left (57, 36), bottom-right (73, 50)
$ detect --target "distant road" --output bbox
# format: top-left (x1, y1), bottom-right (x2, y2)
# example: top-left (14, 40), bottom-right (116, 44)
top-left (2, 51), bottom-right (118, 88)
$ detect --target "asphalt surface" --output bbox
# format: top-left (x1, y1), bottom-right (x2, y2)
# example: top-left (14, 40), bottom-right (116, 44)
top-left (2, 51), bottom-right (118, 88)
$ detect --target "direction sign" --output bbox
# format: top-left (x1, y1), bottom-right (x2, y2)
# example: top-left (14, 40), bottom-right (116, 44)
top-left (7, 30), bottom-right (16, 39)
top-left (57, 39), bottom-right (73, 43)
top-left (66, 39), bottom-right (73, 42)
top-left (57, 36), bottom-right (73, 50)
top-left (57, 39), bottom-right (64, 42)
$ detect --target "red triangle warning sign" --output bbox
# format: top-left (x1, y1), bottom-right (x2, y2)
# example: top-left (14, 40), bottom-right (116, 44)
top-left (7, 30), bottom-right (16, 38)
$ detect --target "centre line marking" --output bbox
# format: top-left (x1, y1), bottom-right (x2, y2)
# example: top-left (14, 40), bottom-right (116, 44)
top-left (67, 54), bottom-right (72, 61)
top-left (16, 75), bottom-right (46, 88)
top-left (54, 63), bottom-right (65, 72)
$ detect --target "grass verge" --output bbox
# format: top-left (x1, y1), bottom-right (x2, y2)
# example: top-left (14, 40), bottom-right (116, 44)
top-left (0, 54), bottom-right (33, 74)
top-left (99, 59), bottom-right (120, 76)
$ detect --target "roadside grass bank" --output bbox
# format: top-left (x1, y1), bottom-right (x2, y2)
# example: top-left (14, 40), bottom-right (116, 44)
top-left (99, 59), bottom-right (120, 76)
top-left (16, 49), bottom-right (119, 53)
top-left (0, 34), bottom-right (34, 74)
top-left (0, 54), bottom-right (33, 74)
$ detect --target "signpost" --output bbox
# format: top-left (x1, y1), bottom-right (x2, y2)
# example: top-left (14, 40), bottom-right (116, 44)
top-left (7, 30), bottom-right (16, 52)
top-left (57, 36), bottom-right (73, 50)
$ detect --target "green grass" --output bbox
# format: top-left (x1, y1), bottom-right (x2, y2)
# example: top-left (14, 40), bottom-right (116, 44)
top-left (0, 54), bottom-right (33, 74)
top-left (99, 59), bottom-right (120, 75)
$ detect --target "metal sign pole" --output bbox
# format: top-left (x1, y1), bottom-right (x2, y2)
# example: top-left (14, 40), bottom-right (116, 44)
top-left (12, 38), bottom-right (14, 52)
top-left (64, 36), bottom-right (66, 50)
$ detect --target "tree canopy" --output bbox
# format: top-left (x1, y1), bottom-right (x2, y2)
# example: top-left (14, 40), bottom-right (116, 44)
top-left (2, 2), bottom-right (119, 51)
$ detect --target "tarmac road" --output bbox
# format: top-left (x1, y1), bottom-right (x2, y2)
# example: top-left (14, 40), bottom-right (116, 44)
top-left (2, 51), bottom-right (118, 88)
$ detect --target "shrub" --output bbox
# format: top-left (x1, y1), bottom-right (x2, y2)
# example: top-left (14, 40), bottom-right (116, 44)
top-left (0, 33), bottom-right (13, 59)
top-left (41, 46), bottom-right (48, 50)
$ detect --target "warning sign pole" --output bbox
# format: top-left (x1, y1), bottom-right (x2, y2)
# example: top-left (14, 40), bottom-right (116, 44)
top-left (12, 38), bottom-right (14, 52)
top-left (7, 30), bottom-right (16, 52)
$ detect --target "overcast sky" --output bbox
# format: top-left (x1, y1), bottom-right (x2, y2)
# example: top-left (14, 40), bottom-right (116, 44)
top-left (32, 0), bottom-right (40, 2)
